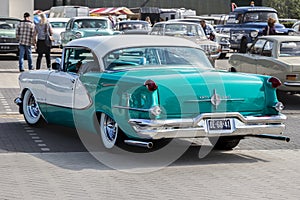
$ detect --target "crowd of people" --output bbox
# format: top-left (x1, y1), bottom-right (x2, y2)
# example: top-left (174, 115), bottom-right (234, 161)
top-left (16, 12), bottom-right (53, 72)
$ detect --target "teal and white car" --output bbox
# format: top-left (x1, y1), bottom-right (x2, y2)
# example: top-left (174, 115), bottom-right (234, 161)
top-left (0, 17), bottom-right (20, 56)
top-left (60, 16), bottom-right (120, 48)
top-left (15, 35), bottom-right (288, 150)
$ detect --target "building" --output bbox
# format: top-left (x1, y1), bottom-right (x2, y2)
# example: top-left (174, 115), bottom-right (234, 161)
top-left (0, 0), bottom-right (34, 19)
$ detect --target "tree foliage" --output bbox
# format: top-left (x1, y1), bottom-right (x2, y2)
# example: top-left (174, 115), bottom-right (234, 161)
top-left (264, 0), bottom-right (300, 19)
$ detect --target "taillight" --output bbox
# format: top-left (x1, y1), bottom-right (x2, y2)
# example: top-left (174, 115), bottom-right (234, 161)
top-left (268, 77), bottom-right (281, 88)
top-left (144, 80), bottom-right (158, 91)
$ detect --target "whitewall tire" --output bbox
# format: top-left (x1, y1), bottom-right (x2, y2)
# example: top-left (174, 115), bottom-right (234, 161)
top-left (99, 113), bottom-right (118, 149)
top-left (22, 90), bottom-right (42, 126)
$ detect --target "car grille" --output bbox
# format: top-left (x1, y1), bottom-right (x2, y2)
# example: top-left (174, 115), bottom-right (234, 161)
top-left (0, 38), bottom-right (18, 43)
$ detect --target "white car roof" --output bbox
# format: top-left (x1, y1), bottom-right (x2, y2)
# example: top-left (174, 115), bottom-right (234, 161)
top-left (65, 35), bottom-right (201, 58)
top-left (47, 17), bottom-right (70, 22)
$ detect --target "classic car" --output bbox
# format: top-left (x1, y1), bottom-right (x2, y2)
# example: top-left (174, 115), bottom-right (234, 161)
top-left (115, 20), bottom-right (151, 35)
top-left (215, 6), bottom-right (294, 53)
top-left (149, 21), bottom-right (221, 65)
top-left (48, 17), bottom-right (69, 48)
top-left (15, 35), bottom-right (288, 151)
top-left (0, 17), bottom-right (21, 56)
top-left (229, 35), bottom-right (300, 93)
top-left (292, 21), bottom-right (300, 34)
top-left (60, 16), bottom-right (120, 47)
top-left (169, 18), bottom-right (230, 59)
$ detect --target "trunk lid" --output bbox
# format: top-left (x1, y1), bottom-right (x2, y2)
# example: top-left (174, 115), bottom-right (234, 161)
top-left (110, 67), bottom-right (268, 117)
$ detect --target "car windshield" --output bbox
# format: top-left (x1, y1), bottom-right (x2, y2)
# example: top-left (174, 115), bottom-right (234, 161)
top-left (119, 22), bottom-right (151, 31)
top-left (0, 19), bottom-right (19, 30)
top-left (164, 24), bottom-right (206, 38)
top-left (279, 41), bottom-right (300, 57)
top-left (50, 21), bottom-right (67, 28)
top-left (103, 46), bottom-right (212, 70)
top-left (244, 12), bottom-right (278, 23)
top-left (75, 19), bottom-right (108, 29)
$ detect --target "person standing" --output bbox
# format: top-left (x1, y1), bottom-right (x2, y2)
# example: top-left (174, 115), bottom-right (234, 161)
top-left (200, 19), bottom-right (216, 41)
top-left (34, 13), bottom-right (53, 70)
top-left (145, 16), bottom-right (152, 27)
top-left (262, 17), bottom-right (277, 35)
top-left (16, 12), bottom-right (35, 72)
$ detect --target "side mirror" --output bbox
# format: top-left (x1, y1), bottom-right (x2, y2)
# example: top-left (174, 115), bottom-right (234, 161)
top-left (52, 58), bottom-right (61, 70)
top-left (52, 62), bottom-right (60, 70)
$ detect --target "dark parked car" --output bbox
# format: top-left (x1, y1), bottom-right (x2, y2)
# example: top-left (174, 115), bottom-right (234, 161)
top-left (215, 6), bottom-right (294, 53)
top-left (0, 17), bottom-right (21, 56)
top-left (115, 20), bottom-right (151, 35)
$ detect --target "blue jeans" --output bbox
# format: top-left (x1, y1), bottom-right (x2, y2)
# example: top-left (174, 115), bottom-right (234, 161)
top-left (19, 44), bottom-right (33, 71)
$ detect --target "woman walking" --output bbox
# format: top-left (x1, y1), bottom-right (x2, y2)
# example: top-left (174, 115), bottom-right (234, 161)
top-left (34, 13), bottom-right (53, 69)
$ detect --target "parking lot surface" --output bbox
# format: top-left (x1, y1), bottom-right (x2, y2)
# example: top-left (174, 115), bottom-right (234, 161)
top-left (0, 52), bottom-right (299, 199)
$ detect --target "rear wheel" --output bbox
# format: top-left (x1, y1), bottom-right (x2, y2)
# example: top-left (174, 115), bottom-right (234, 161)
top-left (210, 137), bottom-right (241, 150)
top-left (99, 113), bottom-right (120, 149)
top-left (22, 90), bottom-right (43, 126)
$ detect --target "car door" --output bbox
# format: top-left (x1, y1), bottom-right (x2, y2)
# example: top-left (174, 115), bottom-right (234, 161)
top-left (237, 39), bottom-right (269, 74)
top-left (45, 47), bottom-right (91, 126)
top-left (60, 18), bottom-right (76, 46)
top-left (256, 40), bottom-right (277, 75)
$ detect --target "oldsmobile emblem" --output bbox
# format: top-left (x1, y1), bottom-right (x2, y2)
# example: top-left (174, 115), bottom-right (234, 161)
top-left (210, 89), bottom-right (221, 108)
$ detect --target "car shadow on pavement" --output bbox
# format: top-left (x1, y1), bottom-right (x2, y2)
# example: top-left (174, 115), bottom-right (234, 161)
top-left (277, 91), bottom-right (300, 111)
top-left (0, 55), bottom-right (18, 61)
top-left (0, 120), bottom-right (268, 171)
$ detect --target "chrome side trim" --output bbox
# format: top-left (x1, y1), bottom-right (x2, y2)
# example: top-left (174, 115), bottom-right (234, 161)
top-left (101, 83), bottom-right (116, 87)
top-left (185, 98), bottom-right (244, 103)
top-left (113, 105), bottom-right (150, 112)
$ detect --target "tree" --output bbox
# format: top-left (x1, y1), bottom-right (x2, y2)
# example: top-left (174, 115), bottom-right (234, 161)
top-left (264, 0), bottom-right (300, 19)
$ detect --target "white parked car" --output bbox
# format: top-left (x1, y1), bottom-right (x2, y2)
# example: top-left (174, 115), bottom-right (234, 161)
top-left (229, 35), bottom-right (300, 93)
top-left (48, 17), bottom-right (69, 48)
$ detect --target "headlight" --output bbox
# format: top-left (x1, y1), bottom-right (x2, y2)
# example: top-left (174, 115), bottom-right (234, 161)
top-left (75, 32), bottom-right (82, 38)
top-left (250, 31), bottom-right (258, 38)
top-left (220, 37), bottom-right (229, 43)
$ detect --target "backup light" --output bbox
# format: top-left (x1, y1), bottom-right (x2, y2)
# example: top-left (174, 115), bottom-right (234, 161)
top-left (149, 106), bottom-right (162, 116)
top-left (274, 102), bottom-right (284, 112)
top-left (268, 77), bottom-right (281, 88)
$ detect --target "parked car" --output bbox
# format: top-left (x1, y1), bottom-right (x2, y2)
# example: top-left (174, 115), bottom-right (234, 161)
top-left (48, 17), bottom-right (69, 48)
top-left (169, 18), bottom-right (230, 59)
top-left (292, 21), bottom-right (300, 33)
top-left (115, 20), bottom-right (151, 35)
top-left (0, 17), bottom-right (21, 56)
top-left (14, 35), bottom-right (288, 150)
top-left (60, 16), bottom-right (120, 47)
top-left (229, 35), bottom-right (300, 93)
top-left (149, 21), bottom-right (220, 65)
top-left (215, 6), bottom-right (294, 53)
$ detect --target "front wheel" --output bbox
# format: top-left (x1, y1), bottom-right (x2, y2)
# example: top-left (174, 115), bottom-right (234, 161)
top-left (22, 90), bottom-right (43, 126)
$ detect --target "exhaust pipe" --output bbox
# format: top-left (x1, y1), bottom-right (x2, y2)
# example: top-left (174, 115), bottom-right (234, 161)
top-left (251, 134), bottom-right (290, 142)
top-left (124, 140), bottom-right (153, 149)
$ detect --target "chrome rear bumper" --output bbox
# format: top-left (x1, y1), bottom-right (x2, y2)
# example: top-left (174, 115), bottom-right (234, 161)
top-left (128, 112), bottom-right (287, 139)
